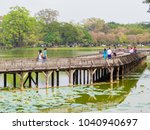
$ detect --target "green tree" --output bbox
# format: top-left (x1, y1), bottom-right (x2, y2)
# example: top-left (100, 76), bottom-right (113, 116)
top-left (35, 8), bottom-right (59, 24)
top-left (2, 6), bottom-right (37, 47)
top-left (107, 22), bottom-right (121, 29)
top-left (83, 18), bottom-right (107, 32)
top-left (143, 0), bottom-right (150, 3)
top-left (0, 16), bottom-right (3, 44)
top-left (60, 23), bottom-right (80, 45)
top-left (42, 21), bottom-right (62, 46)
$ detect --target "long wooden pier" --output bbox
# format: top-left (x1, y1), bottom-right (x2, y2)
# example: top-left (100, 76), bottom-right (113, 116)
top-left (0, 52), bottom-right (147, 90)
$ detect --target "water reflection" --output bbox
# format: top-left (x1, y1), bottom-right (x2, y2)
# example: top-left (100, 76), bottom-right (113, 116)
top-left (0, 77), bottom-right (139, 113)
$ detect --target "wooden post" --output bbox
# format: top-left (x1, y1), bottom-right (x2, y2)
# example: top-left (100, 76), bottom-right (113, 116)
top-left (73, 71), bottom-right (75, 85)
top-left (4, 73), bottom-right (7, 88)
top-left (79, 70), bottom-right (82, 85)
top-left (110, 67), bottom-right (114, 83)
top-left (90, 69), bottom-right (93, 84)
top-left (42, 71), bottom-right (52, 88)
top-left (35, 72), bottom-right (38, 87)
top-left (17, 72), bottom-right (27, 90)
top-left (28, 72), bottom-right (32, 88)
top-left (56, 71), bottom-right (59, 86)
top-left (13, 73), bottom-right (16, 88)
top-left (97, 69), bottom-right (100, 81)
top-left (19, 72), bottom-right (28, 90)
top-left (68, 70), bottom-right (75, 86)
top-left (87, 70), bottom-right (89, 84)
top-left (117, 67), bottom-right (120, 80)
top-left (20, 73), bottom-right (24, 90)
top-left (99, 69), bottom-right (102, 81)
top-left (45, 72), bottom-right (49, 88)
top-left (76, 70), bottom-right (78, 85)
top-left (83, 70), bottom-right (85, 84)
top-left (51, 71), bottom-right (54, 87)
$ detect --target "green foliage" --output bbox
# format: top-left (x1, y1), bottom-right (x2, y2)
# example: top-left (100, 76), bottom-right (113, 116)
top-left (107, 22), bottom-right (121, 29)
top-left (143, 0), bottom-right (150, 3)
top-left (83, 18), bottom-right (106, 32)
top-left (44, 32), bottom-right (62, 46)
top-left (1, 6), bottom-right (37, 47)
top-left (0, 6), bottom-right (150, 48)
top-left (35, 8), bottom-right (59, 24)
top-left (42, 21), bottom-right (62, 46)
top-left (60, 23), bottom-right (79, 45)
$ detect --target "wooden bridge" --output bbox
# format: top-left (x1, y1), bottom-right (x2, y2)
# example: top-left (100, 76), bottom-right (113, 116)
top-left (0, 51), bottom-right (148, 90)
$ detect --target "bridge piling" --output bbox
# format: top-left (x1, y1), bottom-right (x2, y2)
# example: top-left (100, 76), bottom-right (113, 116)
top-left (83, 70), bottom-right (85, 84)
top-left (56, 71), bottom-right (59, 86)
top-left (117, 67), bottom-right (120, 80)
top-left (13, 73), bottom-right (16, 88)
top-left (35, 72), bottom-right (39, 87)
top-left (51, 71), bottom-right (54, 87)
top-left (4, 73), bottom-right (7, 88)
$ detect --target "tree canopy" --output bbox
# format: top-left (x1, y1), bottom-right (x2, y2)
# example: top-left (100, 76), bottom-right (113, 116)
top-left (35, 8), bottom-right (59, 24)
top-left (144, 0), bottom-right (150, 3)
top-left (1, 6), bottom-right (37, 47)
top-left (0, 6), bottom-right (150, 48)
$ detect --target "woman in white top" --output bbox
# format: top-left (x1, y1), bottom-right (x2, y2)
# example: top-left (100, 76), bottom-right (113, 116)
top-left (38, 50), bottom-right (43, 61)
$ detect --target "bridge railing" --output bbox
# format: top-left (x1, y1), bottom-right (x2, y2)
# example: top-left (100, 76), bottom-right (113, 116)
top-left (0, 52), bottom-right (147, 72)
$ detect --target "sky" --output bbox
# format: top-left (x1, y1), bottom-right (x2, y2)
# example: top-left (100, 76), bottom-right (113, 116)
top-left (0, 0), bottom-right (149, 24)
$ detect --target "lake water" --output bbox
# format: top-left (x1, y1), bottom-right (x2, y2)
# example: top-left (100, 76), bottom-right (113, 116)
top-left (0, 48), bottom-right (150, 113)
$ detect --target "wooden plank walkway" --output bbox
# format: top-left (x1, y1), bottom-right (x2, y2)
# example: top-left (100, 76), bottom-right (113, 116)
top-left (0, 52), bottom-right (148, 89)
top-left (0, 52), bottom-right (147, 72)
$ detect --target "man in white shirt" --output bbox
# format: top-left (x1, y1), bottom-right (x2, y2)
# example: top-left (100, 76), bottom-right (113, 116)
top-left (107, 47), bottom-right (112, 59)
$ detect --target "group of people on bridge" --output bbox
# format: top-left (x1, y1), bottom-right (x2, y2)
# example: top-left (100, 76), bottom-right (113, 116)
top-left (38, 48), bottom-right (47, 62)
top-left (129, 47), bottom-right (137, 54)
top-left (102, 47), bottom-right (116, 60)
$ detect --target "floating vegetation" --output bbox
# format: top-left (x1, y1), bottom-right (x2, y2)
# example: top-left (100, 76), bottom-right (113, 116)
top-left (0, 62), bottom-right (150, 113)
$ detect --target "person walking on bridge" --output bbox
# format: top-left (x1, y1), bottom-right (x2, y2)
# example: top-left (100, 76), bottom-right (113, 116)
top-left (43, 48), bottom-right (47, 60)
top-left (38, 50), bottom-right (43, 61)
top-left (103, 48), bottom-right (107, 60)
top-left (107, 47), bottom-right (112, 59)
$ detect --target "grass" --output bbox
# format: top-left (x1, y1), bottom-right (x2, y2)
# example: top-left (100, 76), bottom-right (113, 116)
top-left (6, 45), bottom-right (150, 51)
top-left (8, 46), bottom-right (106, 51)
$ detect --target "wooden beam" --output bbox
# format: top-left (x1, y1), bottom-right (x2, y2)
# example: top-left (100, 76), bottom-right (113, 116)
top-left (28, 72), bottom-right (32, 88)
top-left (83, 70), bottom-right (85, 84)
top-left (79, 70), bottom-right (82, 85)
top-left (17, 72), bottom-right (28, 90)
top-left (35, 72), bottom-right (38, 87)
top-left (51, 71), bottom-right (54, 87)
top-left (87, 70), bottom-right (89, 84)
top-left (68, 69), bottom-right (75, 86)
top-left (90, 69), bottom-right (93, 84)
top-left (42, 71), bottom-right (52, 88)
top-left (13, 73), bottom-right (16, 88)
top-left (75, 70), bottom-right (78, 85)
top-left (23, 76), bottom-right (29, 87)
top-left (56, 71), bottom-right (59, 86)
top-left (4, 73), bottom-right (7, 88)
